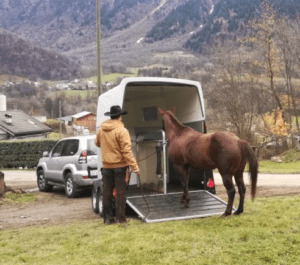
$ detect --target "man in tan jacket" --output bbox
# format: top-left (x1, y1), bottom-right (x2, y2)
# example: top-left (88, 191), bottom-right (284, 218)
top-left (95, 105), bottom-right (139, 224)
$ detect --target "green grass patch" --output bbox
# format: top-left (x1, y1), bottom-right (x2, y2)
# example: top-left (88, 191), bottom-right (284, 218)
top-left (46, 132), bottom-right (67, 139)
top-left (49, 89), bottom-right (98, 100)
top-left (258, 149), bottom-right (300, 173)
top-left (259, 160), bottom-right (300, 174)
top-left (280, 149), bottom-right (300, 163)
top-left (0, 193), bottom-right (38, 205)
top-left (87, 69), bottom-right (139, 83)
top-left (1, 196), bottom-right (300, 264)
top-left (49, 71), bottom-right (139, 100)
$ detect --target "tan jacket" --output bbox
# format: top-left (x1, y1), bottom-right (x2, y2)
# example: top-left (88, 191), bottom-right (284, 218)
top-left (95, 119), bottom-right (139, 171)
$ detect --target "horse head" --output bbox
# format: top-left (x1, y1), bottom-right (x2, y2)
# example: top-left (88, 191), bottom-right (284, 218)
top-left (158, 107), bottom-right (176, 131)
top-left (158, 108), bottom-right (166, 131)
top-left (158, 107), bottom-right (175, 115)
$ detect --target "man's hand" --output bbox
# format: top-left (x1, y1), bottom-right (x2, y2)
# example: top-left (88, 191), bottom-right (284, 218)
top-left (125, 169), bottom-right (139, 185)
top-left (132, 169), bottom-right (140, 176)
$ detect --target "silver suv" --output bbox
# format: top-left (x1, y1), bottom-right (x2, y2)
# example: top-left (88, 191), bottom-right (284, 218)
top-left (36, 135), bottom-right (98, 198)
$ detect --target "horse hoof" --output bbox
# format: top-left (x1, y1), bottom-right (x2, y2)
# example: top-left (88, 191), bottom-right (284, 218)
top-left (221, 212), bottom-right (231, 218)
top-left (180, 195), bottom-right (185, 203)
top-left (233, 210), bottom-right (243, 215)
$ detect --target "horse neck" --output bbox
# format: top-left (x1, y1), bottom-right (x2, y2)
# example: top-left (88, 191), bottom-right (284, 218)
top-left (164, 113), bottom-right (185, 141)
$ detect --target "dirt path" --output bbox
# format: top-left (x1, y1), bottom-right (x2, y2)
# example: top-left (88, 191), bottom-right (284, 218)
top-left (0, 189), bottom-right (99, 229)
top-left (1, 171), bottom-right (300, 230)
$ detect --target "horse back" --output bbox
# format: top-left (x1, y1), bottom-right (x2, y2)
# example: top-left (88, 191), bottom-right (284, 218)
top-left (190, 131), bottom-right (242, 171)
top-left (170, 128), bottom-right (216, 169)
top-left (168, 127), bottom-right (198, 163)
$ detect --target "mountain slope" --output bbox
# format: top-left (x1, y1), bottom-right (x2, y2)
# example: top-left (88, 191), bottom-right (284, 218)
top-left (145, 0), bottom-right (212, 43)
top-left (1, 0), bottom-right (300, 70)
top-left (0, 0), bottom-right (194, 66)
top-left (0, 0), bottom-right (159, 52)
top-left (0, 29), bottom-right (81, 80)
top-left (185, 0), bottom-right (300, 53)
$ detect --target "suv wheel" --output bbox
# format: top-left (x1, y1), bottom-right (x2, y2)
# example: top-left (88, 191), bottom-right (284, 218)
top-left (65, 172), bottom-right (78, 198)
top-left (37, 169), bottom-right (53, 192)
top-left (91, 186), bottom-right (99, 213)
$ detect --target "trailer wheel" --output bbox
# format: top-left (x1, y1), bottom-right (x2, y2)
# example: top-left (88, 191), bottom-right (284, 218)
top-left (91, 186), bottom-right (99, 213)
top-left (98, 189), bottom-right (104, 217)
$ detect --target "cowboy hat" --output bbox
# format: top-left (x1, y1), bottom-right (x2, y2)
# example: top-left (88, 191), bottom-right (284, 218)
top-left (104, 105), bottom-right (128, 117)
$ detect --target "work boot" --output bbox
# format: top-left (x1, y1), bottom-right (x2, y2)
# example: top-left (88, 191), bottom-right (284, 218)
top-left (104, 218), bottom-right (115, 225)
top-left (116, 217), bottom-right (127, 224)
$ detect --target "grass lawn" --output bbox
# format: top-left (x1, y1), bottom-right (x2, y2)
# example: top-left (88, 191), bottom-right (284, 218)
top-left (87, 69), bottom-right (139, 83)
top-left (49, 70), bottom-right (139, 100)
top-left (0, 193), bottom-right (38, 205)
top-left (1, 196), bottom-right (300, 264)
top-left (259, 160), bottom-right (300, 174)
top-left (49, 89), bottom-right (98, 100)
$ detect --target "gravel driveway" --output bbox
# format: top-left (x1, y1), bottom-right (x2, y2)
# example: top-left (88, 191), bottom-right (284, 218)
top-left (3, 170), bottom-right (300, 190)
top-left (1, 170), bottom-right (300, 230)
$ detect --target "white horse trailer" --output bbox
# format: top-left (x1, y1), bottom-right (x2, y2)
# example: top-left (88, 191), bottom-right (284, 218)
top-left (91, 77), bottom-right (230, 222)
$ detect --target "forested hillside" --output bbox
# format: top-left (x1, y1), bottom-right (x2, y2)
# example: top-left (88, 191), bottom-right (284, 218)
top-left (0, 30), bottom-right (81, 80)
top-left (2, 0), bottom-right (300, 66)
top-left (0, 0), bottom-right (158, 53)
top-left (2, 0), bottom-right (300, 146)
top-left (185, 0), bottom-right (300, 53)
top-left (145, 0), bottom-right (211, 43)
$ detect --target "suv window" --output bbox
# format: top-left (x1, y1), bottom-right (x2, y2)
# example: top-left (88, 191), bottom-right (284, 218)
top-left (51, 141), bottom-right (65, 157)
top-left (87, 139), bottom-right (98, 156)
top-left (61, 140), bottom-right (79, 156)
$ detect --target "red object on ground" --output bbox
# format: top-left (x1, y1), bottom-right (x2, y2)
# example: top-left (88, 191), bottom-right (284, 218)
top-left (113, 189), bottom-right (116, 196)
top-left (207, 178), bottom-right (215, 188)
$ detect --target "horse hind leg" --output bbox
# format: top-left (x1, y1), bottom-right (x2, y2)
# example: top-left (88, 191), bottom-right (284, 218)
top-left (174, 164), bottom-right (190, 208)
top-left (221, 174), bottom-right (236, 217)
top-left (233, 172), bottom-right (246, 215)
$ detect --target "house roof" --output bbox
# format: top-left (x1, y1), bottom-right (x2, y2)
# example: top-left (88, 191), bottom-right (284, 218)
top-left (59, 112), bottom-right (95, 123)
top-left (0, 110), bottom-right (52, 136)
top-left (60, 115), bottom-right (73, 122)
top-left (72, 111), bottom-right (95, 119)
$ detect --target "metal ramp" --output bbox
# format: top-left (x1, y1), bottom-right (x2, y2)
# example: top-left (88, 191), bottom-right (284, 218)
top-left (126, 190), bottom-right (229, 223)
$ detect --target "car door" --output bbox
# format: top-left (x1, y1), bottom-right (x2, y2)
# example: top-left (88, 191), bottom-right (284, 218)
top-left (60, 139), bottom-right (79, 172)
top-left (46, 140), bottom-right (66, 182)
top-left (56, 139), bottom-right (80, 181)
top-left (86, 138), bottom-right (98, 178)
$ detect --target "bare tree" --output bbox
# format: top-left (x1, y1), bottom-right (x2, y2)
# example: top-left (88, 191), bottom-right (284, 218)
top-left (246, 0), bottom-right (283, 111)
top-left (275, 17), bottom-right (300, 133)
top-left (208, 40), bottom-right (263, 143)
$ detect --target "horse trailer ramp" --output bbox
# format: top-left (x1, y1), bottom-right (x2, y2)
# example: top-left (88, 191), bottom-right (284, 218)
top-left (126, 190), bottom-right (229, 223)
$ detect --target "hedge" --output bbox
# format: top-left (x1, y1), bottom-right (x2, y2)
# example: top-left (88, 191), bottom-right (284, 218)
top-left (0, 139), bottom-right (58, 169)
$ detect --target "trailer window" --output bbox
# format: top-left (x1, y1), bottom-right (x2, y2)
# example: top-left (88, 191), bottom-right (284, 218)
top-left (143, 107), bottom-right (158, 121)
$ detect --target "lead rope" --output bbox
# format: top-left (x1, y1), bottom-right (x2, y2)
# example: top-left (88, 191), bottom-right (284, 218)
top-left (127, 170), bottom-right (150, 221)
top-left (127, 152), bottom-right (154, 222)
top-left (131, 139), bottom-right (168, 222)
top-left (137, 172), bottom-right (150, 221)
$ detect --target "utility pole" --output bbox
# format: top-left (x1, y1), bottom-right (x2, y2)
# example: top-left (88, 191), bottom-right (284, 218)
top-left (59, 100), bottom-right (62, 137)
top-left (96, 0), bottom-right (102, 96)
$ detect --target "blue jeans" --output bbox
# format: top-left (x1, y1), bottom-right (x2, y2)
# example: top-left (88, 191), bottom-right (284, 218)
top-left (101, 167), bottom-right (127, 221)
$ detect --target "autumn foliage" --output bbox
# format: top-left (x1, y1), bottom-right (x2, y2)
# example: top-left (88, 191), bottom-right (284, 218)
top-left (263, 108), bottom-right (289, 137)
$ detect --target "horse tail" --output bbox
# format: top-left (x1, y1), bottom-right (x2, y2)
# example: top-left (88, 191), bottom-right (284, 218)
top-left (239, 140), bottom-right (258, 200)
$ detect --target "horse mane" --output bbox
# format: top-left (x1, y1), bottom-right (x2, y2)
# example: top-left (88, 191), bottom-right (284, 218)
top-left (165, 111), bottom-right (186, 133)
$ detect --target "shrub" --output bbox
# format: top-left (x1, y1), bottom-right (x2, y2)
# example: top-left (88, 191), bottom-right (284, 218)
top-left (44, 119), bottom-right (67, 133)
top-left (0, 139), bottom-right (58, 169)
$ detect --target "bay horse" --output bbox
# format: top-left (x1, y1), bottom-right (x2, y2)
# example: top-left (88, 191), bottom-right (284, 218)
top-left (158, 108), bottom-right (258, 217)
